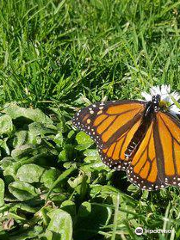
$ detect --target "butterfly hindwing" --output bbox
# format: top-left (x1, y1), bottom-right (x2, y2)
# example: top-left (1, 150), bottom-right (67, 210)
top-left (72, 100), bottom-right (146, 170)
top-left (127, 121), bottom-right (166, 190)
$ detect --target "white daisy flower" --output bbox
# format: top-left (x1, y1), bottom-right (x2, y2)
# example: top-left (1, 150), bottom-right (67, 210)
top-left (141, 85), bottom-right (180, 116)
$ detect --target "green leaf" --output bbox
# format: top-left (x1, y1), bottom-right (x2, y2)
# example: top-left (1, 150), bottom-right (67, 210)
top-left (3, 103), bottom-right (53, 124)
top-left (83, 149), bottom-right (99, 156)
top-left (28, 122), bottom-right (56, 136)
top-left (41, 168), bottom-right (59, 189)
top-left (3, 158), bottom-right (36, 182)
top-left (16, 164), bottom-right (45, 183)
top-left (0, 157), bottom-right (14, 170)
top-left (10, 203), bottom-right (37, 214)
top-left (54, 132), bottom-right (63, 146)
top-left (14, 130), bottom-right (28, 147)
top-left (0, 179), bottom-right (5, 207)
top-left (68, 174), bottom-right (88, 200)
top-left (8, 181), bottom-right (39, 201)
top-left (80, 162), bottom-right (107, 172)
top-left (78, 202), bottom-right (91, 217)
top-left (11, 144), bottom-right (35, 159)
top-left (0, 138), bottom-right (10, 155)
top-left (75, 143), bottom-right (94, 151)
top-left (127, 184), bottom-right (139, 193)
top-left (61, 200), bottom-right (76, 219)
top-left (75, 132), bottom-right (94, 150)
top-left (46, 165), bottom-right (77, 201)
top-left (40, 230), bottom-right (61, 240)
top-left (83, 149), bottom-right (100, 163)
top-left (84, 156), bottom-right (101, 163)
top-left (74, 202), bottom-right (112, 240)
top-left (76, 132), bottom-right (94, 144)
top-left (0, 115), bottom-right (13, 135)
top-left (47, 209), bottom-right (73, 240)
top-left (67, 130), bottom-right (75, 139)
top-left (10, 225), bottom-right (43, 240)
top-left (90, 185), bottom-right (121, 199)
top-left (68, 175), bottom-right (84, 189)
top-left (58, 144), bottom-right (74, 162)
top-left (58, 149), bottom-right (67, 162)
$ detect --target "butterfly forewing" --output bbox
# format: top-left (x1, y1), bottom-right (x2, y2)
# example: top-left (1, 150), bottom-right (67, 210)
top-left (154, 112), bottom-right (180, 187)
top-left (72, 100), bottom-right (146, 169)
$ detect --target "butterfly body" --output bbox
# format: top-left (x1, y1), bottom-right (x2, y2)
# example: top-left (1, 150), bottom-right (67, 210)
top-left (73, 95), bottom-right (180, 191)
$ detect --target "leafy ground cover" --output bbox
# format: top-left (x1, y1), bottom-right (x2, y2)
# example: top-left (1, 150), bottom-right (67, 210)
top-left (0, 0), bottom-right (180, 239)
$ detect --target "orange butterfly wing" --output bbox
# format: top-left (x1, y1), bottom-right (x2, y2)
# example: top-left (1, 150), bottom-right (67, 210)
top-left (155, 112), bottom-right (180, 187)
top-left (73, 100), bottom-right (146, 170)
top-left (127, 111), bottom-right (180, 190)
top-left (127, 120), bottom-right (163, 190)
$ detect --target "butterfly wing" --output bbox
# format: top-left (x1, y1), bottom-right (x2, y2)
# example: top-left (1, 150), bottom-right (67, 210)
top-left (127, 120), bottom-right (165, 190)
top-left (127, 111), bottom-right (180, 190)
top-left (73, 100), bottom-right (146, 170)
top-left (155, 112), bottom-right (180, 187)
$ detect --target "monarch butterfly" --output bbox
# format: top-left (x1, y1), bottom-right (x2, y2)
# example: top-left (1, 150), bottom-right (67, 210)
top-left (72, 87), bottom-right (180, 191)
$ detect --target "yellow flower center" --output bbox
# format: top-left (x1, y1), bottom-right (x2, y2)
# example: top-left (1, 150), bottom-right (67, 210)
top-left (159, 100), bottom-right (169, 110)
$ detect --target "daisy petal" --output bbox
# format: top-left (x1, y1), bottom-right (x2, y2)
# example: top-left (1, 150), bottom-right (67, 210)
top-left (169, 105), bottom-right (180, 116)
top-left (171, 92), bottom-right (180, 101)
top-left (150, 86), bottom-right (161, 96)
top-left (141, 92), bottom-right (152, 101)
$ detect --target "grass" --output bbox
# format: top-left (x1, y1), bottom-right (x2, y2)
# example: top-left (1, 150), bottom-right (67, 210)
top-left (0, 0), bottom-right (180, 239)
top-left (1, 0), bottom-right (180, 108)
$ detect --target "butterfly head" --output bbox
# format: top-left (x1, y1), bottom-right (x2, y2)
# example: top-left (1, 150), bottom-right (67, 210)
top-left (152, 94), bottom-right (161, 105)
top-left (151, 94), bottom-right (161, 112)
